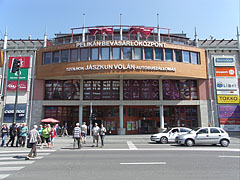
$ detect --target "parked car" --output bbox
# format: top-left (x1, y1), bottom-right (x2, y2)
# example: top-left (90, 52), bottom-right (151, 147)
top-left (150, 127), bottom-right (191, 144)
top-left (175, 127), bottom-right (230, 147)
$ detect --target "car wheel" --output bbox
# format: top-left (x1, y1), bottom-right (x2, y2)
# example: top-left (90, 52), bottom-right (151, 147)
top-left (220, 139), bottom-right (229, 147)
top-left (185, 139), bottom-right (194, 147)
top-left (160, 137), bottom-right (168, 144)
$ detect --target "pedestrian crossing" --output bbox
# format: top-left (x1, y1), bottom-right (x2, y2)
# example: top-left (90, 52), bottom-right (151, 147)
top-left (0, 150), bottom-right (55, 179)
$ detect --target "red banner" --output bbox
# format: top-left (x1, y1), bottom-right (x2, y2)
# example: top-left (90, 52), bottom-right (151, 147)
top-left (215, 67), bottom-right (236, 77)
top-left (220, 118), bottom-right (240, 125)
top-left (7, 81), bottom-right (28, 91)
top-left (8, 57), bottom-right (30, 68)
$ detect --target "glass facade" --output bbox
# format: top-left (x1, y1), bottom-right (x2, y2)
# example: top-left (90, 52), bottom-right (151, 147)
top-left (42, 47), bottom-right (201, 64)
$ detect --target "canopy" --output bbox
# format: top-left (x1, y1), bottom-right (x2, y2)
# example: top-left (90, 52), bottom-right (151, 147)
top-left (88, 27), bottom-right (113, 36)
top-left (41, 118), bottom-right (60, 123)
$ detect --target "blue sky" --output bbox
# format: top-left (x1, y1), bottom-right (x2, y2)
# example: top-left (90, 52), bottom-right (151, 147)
top-left (0, 0), bottom-right (239, 40)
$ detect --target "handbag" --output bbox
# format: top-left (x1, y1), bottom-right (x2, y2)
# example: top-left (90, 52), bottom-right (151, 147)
top-left (27, 139), bottom-right (32, 148)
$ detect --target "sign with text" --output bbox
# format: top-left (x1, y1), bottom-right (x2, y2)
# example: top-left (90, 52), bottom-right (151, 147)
top-left (8, 56), bottom-right (30, 68)
top-left (76, 40), bottom-right (165, 48)
top-left (217, 95), bottom-right (239, 104)
top-left (7, 68), bottom-right (28, 81)
top-left (7, 81), bottom-right (28, 91)
top-left (215, 67), bottom-right (236, 77)
top-left (3, 104), bottom-right (26, 123)
top-left (214, 57), bottom-right (235, 67)
top-left (216, 77), bottom-right (238, 90)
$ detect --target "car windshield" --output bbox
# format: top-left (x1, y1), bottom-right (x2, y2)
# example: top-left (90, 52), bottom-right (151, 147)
top-left (162, 129), bottom-right (171, 133)
top-left (189, 127), bottom-right (201, 133)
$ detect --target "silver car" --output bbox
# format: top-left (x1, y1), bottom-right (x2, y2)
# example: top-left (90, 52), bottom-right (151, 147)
top-left (150, 127), bottom-right (191, 144)
top-left (175, 127), bottom-right (231, 147)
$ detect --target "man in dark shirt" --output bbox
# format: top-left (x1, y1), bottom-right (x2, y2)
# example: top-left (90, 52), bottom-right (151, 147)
top-left (16, 124), bottom-right (22, 147)
top-left (6, 123), bottom-right (17, 147)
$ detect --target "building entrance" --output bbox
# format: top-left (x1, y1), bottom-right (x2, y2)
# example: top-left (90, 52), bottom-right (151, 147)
top-left (83, 106), bottom-right (119, 135)
top-left (164, 106), bottom-right (198, 129)
top-left (124, 106), bottom-right (159, 134)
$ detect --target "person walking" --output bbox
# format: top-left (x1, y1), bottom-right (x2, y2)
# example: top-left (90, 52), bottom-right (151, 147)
top-left (6, 123), bottom-right (17, 147)
top-left (92, 123), bottom-right (100, 147)
top-left (81, 122), bottom-right (87, 144)
top-left (99, 124), bottom-right (106, 148)
top-left (40, 124), bottom-right (50, 148)
top-left (63, 123), bottom-right (69, 136)
top-left (20, 123), bottom-right (28, 147)
top-left (38, 125), bottom-right (43, 144)
top-left (26, 125), bottom-right (41, 160)
top-left (16, 124), bottom-right (22, 147)
top-left (72, 123), bottom-right (81, 149)
top-left (1, 124), bottom-right (8, 147)
top-left (50, 126), bottom-right (56, 148)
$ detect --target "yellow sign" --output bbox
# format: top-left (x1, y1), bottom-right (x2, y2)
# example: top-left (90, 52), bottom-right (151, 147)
top-left (217, 95), bottom-right (239, 104)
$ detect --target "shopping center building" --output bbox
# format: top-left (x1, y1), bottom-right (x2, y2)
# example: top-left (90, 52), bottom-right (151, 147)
top-left (31, 25), bottom-right (211, 134)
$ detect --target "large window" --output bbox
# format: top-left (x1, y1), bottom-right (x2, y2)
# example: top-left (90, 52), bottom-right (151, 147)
top-left (112, 47), bottom-right (120, 60)
top-left (165, 49), bottom-right (173, 61)
top-left (91, 48), bottom-right (99, 60)
top-left (191, 52), bottom-right (199, 64)
top-left (80, 48), bottom-right (89, 61)
top-left (61, 50), bottom-right (69, 63)
top-left (123, 47), bottom-right (132, 60)
top-left (123, 80), bottom-right (159, 100)
top-left (70, 49), bottom-right (78, 62)
top-left (52, 51), bottom-right (59, 63)
top-left (83, 80), bottom-right (120, 100)
top-left (145, 48), bottom-right (153, 60)
top-left (101, 48), bottom-right (110, 60)
top-left (183, 51), bottom-right (190, 63)
top-left (163, 80), bottom-right (198, 100)
top-left (155, 48), bottom-right (163, 61)
top-left (175, 50), bottom-right (182, 62)
top-left (43, 52), bottom-right (51, 64)
top-left (134, 48), bottom-right (142, 60)
top-left (45, 80), bottom-right (80, 100)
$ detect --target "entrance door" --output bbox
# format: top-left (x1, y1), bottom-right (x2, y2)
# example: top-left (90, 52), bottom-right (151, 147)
top-left (141, 120), bottom-right (152, 134)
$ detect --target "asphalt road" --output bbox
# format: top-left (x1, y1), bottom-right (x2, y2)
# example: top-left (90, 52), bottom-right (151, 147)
top-left (1, 134), bottom-right (239, 180)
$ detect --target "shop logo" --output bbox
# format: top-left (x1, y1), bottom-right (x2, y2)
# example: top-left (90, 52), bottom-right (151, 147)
top-left (217, 82), bottom-right (223, 88)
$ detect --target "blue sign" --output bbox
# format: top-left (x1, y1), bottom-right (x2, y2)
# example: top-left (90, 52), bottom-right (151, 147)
top-left (215, 58), bottom-right (234, 63)
top-left (3, 104), bottom-right (26, 123)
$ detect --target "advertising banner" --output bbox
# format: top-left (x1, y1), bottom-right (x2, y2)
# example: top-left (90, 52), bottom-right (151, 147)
top-left (7, 68), bottom-right (28, 81)
top-left (215, 67), bottom-right (236, 77)
top-left (217, 95), bottom-right (239, 104)
top-left (214, 57), bottom-right (235, 67)
top-left (7, 81), bottom-right (28, 91)
top-left (220, 118), bottom-right (240, 131)
top-left (216, 77), bottom-right (238, 90)
top-left (218, 105), bottom-right (240, 118)
top-left (3, 104), bottom-right (26, 123)
top-left (8, 56), bottom-right (30, 68)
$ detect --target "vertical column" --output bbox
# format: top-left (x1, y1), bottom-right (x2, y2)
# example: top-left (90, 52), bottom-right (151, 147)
top-left (159, 79), bottom-right (164, 131)
top-left (160, 105), bottom-right (164, 130)
top-left (79, 105), bottom-right (83, 125)
top-left (118, 78), bottom-right (125, 134)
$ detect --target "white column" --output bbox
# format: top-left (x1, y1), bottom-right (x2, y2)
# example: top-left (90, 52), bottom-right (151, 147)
top-left (118, 78), bottom-right (125, 134)
top-left (80, 79), bottom-right (83, 101)
top-left (79, 105), bottom-right (83, 125)
top-left (160, 105), bottom-right (164, 130)
top-left (119, 105), bottom-right (123, 129)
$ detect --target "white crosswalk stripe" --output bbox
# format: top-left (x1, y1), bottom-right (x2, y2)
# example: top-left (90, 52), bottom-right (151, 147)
top-left (0, 150), bottom-right (55, 179)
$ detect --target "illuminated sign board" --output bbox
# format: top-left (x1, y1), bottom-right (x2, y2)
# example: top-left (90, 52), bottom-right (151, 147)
top-left (216, 77), bottom-right (238, 90)
top-left (8, 56), bottom-right (30, 68)
top-left (217, 95), bottom-right (239, 104)
top-left (215, 67), bottom-right (236, 77)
